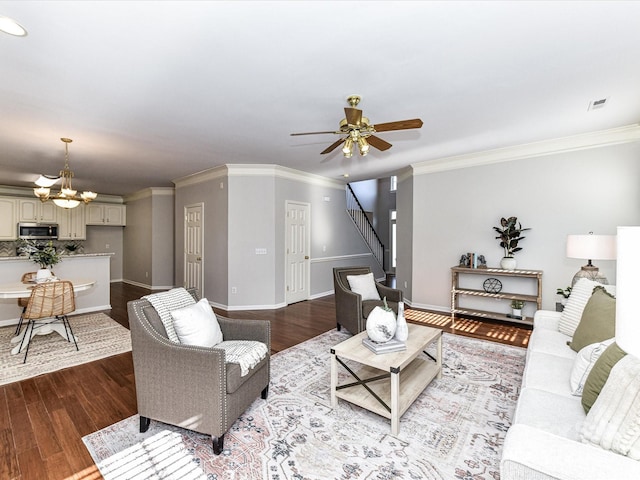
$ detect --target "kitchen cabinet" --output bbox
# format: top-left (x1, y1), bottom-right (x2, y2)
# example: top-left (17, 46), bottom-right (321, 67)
top-left (18, 198), bottom-right (57, 223)
top-left (86, 203), bottom-right (126, 226)
top-left (0, 197), bottom-right (17, 240)
top-left (57, 205), bottom-right (86, 240)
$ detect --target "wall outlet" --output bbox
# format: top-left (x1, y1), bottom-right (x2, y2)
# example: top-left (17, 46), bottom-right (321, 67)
top-left (231, 287), bottom-right (237, 294)
top-left (404, 281), bottom-right (408, 288)
top-left (145, 271), bottom-right (149, 278)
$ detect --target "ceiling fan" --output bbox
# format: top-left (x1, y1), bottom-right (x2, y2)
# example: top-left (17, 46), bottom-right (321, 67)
top-left (290, 95), bottom-right (423, 158)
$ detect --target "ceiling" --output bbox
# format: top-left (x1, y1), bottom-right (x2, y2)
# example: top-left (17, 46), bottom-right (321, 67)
top-left (1, 1), bottom-right (639, 198)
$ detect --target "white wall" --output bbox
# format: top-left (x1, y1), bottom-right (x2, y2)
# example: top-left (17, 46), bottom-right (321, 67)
top-left (403, 141), bottom-right (640, 312)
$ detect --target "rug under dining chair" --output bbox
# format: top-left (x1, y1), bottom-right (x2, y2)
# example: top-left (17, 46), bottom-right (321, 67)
top-left (0, 312), bottom-right (131, 385)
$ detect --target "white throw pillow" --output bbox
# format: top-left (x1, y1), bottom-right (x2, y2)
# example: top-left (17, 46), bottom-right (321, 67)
top-left (347, 272), bottom-right (381, 301)
top-left (570, 338), bottom-right (615, 396)
top-left (170, 298), bottom-right (223, 347)
top-left (581, 354), bottom-right (640, 460)
top-left (558, 278), bottom-right (616, 336)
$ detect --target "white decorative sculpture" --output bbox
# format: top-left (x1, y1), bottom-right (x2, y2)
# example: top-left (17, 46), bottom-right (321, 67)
top-left (366, 298), bottom-right (397, 343)
top-left (394, 301), bottom-right (408, 342)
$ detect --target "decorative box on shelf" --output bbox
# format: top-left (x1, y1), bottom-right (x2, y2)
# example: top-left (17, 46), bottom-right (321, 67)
top-left (450, 266), bottom-right (542, 327)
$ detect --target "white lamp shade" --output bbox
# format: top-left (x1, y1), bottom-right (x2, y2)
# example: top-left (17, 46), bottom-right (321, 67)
top-left (566, 234), bottom-right (617, 260)
top-left (616, 226), bottom-right (640, 358)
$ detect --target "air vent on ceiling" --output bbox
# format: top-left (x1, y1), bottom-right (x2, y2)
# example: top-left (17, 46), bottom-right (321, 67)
top-left (588, 97), bottom-right (609, 111)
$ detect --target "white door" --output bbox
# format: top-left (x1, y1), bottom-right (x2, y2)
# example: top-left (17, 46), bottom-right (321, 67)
top-left (184, 203), bottom-right (204, 296)
top-left (285, 201), bottom-right (310, 304)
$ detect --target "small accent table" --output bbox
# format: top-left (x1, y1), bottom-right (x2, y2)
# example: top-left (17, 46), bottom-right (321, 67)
top-left (330, 323), bottom-right (442, 435)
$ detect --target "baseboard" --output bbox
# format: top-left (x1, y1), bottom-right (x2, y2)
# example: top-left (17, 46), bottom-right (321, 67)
top-left (209, 300), bottom-right (288, 312)
top-left (121, 279), bottom-right (172, 291)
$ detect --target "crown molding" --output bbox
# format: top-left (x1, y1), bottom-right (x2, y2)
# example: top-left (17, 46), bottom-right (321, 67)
top-left (124, 187), bottom-right (174, 203)
top-left (412, 124), bottom-right (640, 176)
top-left (174, 164), bottom-right (346, 190)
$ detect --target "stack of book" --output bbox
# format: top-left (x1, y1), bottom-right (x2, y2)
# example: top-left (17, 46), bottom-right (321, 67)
top-left (362, 337), bottom-right (406, 354)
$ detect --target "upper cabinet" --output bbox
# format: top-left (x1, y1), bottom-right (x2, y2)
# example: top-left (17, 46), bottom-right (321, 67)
top-left (18, 198), bottom-right (57, 223)
top-left (86, 203), bottom-right (126, 226)
top-left (0, 197), bottom-right (17, 240)
top-left (57, 205), bottom-right (86, 240)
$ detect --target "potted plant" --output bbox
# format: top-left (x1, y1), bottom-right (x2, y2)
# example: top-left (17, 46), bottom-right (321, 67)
top-left (65, 243), bottom-right (79, 255)
top-left (493, 216), bottom-right (530, 270)
top-left (511, 299), bottom-right (525, 317)
top-left (556, 286), bottom-right (572, 305)
top-left (20, 240), bottom-right (61, 281)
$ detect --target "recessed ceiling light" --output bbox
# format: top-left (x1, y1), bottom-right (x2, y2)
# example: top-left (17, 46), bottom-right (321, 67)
top-left (343, 173), bottom-right (350, 178)
top-left (0, 16), bottom-right (27, 37)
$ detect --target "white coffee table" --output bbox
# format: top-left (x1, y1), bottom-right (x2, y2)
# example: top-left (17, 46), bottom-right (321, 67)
top-left (330, 323), bottom-right (442, 435)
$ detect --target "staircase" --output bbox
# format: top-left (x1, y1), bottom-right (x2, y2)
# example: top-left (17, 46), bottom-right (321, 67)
top-left (346, 184), bottom-right (385, 269)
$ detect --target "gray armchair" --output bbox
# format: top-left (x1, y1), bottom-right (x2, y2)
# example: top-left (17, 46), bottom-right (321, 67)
top-left (127, 290), bottom-right (270, 455)
top-left (333, 266), bottom-right (403, 334)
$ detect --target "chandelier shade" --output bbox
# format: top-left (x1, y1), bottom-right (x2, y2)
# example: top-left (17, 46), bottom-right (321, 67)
top-left (33, 138), bottom-right (97, 209)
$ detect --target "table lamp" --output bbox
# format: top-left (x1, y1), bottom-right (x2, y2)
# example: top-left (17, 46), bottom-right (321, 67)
top-left (566, 233), bottom-right (616, 286)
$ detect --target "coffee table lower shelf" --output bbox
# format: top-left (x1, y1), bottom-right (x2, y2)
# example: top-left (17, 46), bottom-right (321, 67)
top-left (333, 357), bottom-right (440, 422)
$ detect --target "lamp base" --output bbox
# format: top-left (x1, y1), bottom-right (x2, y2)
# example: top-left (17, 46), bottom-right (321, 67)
top-left (571, 265), bottom-right (608, 286)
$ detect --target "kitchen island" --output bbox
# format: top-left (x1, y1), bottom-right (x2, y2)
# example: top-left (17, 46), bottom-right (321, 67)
top-left (0, 253), bottom-right (112, 327)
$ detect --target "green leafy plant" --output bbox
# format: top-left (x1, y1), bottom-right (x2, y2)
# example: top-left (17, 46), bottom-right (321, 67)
top-left (511, 299), bottom-right (525, 309)
top-left (20, 239), bottom-right (61, 269)
top-left (556, 286), bottom-right (572, 299)
top-left (493, 216), bottom-right (531, 258)
top-left (65, 243), bottom-right (79, 253)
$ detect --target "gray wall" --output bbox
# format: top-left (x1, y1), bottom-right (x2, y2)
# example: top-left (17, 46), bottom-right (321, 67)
top-left (174, 166), bottom-right (380, 309)
top-left (174, 172), bottom-right (229, 304)
top-left (85, 225), bottom-right (124, 281)
top-left (401, 141), bottom-right (640, 312)
top-left (123, 188), bottom-right (175, 289)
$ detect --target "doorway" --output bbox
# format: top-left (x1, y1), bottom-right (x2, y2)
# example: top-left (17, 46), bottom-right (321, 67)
top-left (285, 200), bottom-right (310, 304)
top-left (184, 203), bottom-right (204, 296)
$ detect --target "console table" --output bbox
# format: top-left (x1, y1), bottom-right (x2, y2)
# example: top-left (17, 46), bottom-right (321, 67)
top-left (451, 266), bottom-right (542, 327)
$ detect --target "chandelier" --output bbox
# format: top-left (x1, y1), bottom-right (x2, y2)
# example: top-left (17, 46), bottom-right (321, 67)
top-left (33, 138), bottom-right (97, 209)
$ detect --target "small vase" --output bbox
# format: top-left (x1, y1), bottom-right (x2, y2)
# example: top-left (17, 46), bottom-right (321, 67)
top-left (512, 308), bottom-right (522, 317)
top-left (366, 306), bottom-right (397, 343)
top-left (500, 257), bottom-right (517, 270)
top-left (36, 268), bottom-right (52, 283)
top-left (394, 301), bottom-right (408, 342)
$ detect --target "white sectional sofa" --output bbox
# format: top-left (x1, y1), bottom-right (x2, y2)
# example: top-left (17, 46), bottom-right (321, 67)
top-left (501, 309), bottom-right (640, 480)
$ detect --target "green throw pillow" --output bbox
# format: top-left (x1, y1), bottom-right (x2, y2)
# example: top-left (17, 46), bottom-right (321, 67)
top-left (581, 341), bottom-right (627, 414)
top-left (570, 286), bottom-right (616, 352)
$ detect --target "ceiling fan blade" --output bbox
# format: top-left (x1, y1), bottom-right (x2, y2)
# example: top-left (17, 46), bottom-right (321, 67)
top-left (290, 130), bottom-right (338, 136)
top-left (321, 138), bottom-right (346, 155)
top-left (367, 135), bottom-right (393, 151)
top-left (344, 107), bottom-right (362, 126)
top-left (373, 118), bottom-right (423, 132)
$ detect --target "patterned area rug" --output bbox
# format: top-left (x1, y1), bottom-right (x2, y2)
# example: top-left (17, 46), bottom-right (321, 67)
top-left (83, 330), bottom-right (525, 480)
top-left (0, 312), bottom-right (131, 385)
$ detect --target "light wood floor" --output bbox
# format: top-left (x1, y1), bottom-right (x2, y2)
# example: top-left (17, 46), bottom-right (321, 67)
top-left (0, 282), bottom-right (531, 480)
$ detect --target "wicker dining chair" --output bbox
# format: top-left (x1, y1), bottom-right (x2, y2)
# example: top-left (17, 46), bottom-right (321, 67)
top-left (19, 280), bottom-right (78, 363)
top-left (15, 271), bottom-right (37, 335)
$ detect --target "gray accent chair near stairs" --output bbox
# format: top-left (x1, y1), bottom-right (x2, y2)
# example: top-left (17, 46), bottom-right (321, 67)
top-left (127, 290), bottom-right (270, 455)
top-left (333, 266), bottom-right (403, 334)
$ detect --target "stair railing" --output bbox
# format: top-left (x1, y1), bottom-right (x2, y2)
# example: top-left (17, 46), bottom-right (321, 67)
top-left (345, 184), bottom-right (385, 269)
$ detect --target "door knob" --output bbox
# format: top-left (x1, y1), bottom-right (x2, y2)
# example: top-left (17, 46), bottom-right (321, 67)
top-left (305, 255), bottom-right (309, 260)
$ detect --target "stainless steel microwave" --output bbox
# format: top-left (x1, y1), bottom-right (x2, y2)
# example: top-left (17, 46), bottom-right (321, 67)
top-left (18, 223), bottom-right (59, 240)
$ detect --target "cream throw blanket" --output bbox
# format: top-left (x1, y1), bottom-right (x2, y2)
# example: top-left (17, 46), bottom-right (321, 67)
top-left (143, 288), bottom-right (196, 343)
top-left (581, 354), bottom-right (640, 459)
top-left (216, 340), bottom-right (268, 376)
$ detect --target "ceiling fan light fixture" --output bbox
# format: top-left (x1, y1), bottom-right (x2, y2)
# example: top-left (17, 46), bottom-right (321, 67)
top-left (342, 137), bottom-right (354, 157)
top-left (32, 137), bottom-right (98, 209)
top-left (357, 137), bottom-right (369, 156)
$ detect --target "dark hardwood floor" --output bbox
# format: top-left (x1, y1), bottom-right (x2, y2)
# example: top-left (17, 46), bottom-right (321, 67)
top-left (1, 282), bottom-right (531, 480)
